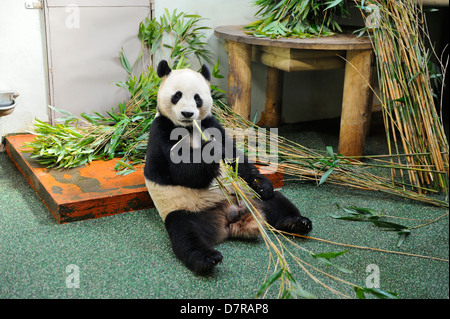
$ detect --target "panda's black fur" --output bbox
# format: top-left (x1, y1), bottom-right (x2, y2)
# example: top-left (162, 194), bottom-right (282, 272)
top-left (144, 60), bottom-right (312, 275)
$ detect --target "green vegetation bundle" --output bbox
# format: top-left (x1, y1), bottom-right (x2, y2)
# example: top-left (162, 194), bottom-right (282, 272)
top-left (358, 0), bottom-right (449, 194)
top-left (244, 0), bottom-right (349, 38)
top-left (138, 9), bottom-right (212, 68)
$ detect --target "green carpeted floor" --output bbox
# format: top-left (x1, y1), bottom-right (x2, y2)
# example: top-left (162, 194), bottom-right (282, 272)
top-left (0, 114), bottom-right (448, 299)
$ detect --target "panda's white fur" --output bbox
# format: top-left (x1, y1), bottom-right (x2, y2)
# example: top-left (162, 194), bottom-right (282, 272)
top-left (144, 60), bottom-right (312, 275)
top-left (145, 178), bottom-right (227, 221)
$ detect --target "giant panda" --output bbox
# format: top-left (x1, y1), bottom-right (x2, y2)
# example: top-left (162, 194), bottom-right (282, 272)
top-left (144, 60), bottom-right (312, 275)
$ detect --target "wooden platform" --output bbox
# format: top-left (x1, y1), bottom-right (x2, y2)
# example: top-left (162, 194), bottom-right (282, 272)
top-left (4, 133), bottom-right (284, 223)
top-left (5, 134), bottom-right (153, 223)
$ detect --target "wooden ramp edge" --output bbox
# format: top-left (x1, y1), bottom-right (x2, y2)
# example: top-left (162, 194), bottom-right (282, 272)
top-left (4, 133), bottom-right (284, 223)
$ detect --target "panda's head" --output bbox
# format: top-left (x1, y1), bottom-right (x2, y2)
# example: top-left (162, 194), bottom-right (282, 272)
top-left (156, 60), bottom-right (213, 127)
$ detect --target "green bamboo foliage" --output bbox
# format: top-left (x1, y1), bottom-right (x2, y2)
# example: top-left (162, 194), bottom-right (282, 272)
top-left (244, 0), bottom-right (349, 38)
top-left (360, 0), bottom-right (449, 193)
top-left (138, 9), bottom-right (213, 68)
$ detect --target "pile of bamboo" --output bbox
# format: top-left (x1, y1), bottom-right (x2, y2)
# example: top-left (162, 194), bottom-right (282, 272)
top-left (214, 100), bottom-right (448, 208)
top-left (365, 0), bottom-right (448, 194)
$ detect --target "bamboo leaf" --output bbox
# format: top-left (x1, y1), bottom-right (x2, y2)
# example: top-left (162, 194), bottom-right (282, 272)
top-left (119, 47), bottom-right (132, 74)
top-left (311, 250), bottom-right (353, 273)
top-left (354, 287), bottom-right (399, 299)
top-left (324, 0), bottom-right (344, 11)
top-left (326, 145), bottom-right (335, 159)
top-left (348, 206), bottom-right (377, 215)
top-left (330, 215), bottom-right (366, 221)
top-left (370, 220), bottom-right (409, 230)
top-left (396, 229), bottom-right (411, 247)
top-left (290, 282), bottom-right (317, 299)
top-left (256, 268), bottom-right (283, 297)
top-left (311, 250), bottom-right (349, 261)
top-left (319, 167), bottom-right (334, 185)
top-left (354, 286), bottom-right (366, 299)
top-left (48, 105), bottom-right (75, 117)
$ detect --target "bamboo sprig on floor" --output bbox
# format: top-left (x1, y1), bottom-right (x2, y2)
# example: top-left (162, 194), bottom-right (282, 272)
top-left (224, 162), bottom-right (400, 299)
top-left (359, 0), bottom-right (449, 194)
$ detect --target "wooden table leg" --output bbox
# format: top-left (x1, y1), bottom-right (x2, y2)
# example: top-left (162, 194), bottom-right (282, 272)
top-left (227, 40), bottom-right (252, 120)
top-left (262, 66), bottom-right (283, 127)
top-left (338, 49), bottom-right (374, 157)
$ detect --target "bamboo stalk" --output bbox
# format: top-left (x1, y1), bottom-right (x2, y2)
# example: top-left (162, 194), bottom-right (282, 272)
top-left (362, 0), bottom-right (449, 194)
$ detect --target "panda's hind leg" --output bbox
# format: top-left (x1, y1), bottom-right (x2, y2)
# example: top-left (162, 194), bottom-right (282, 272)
top-left (164, 209), bottom-right (227, 275)
top-left (225, 203), bottom-right (262, 239)
top-left (262, 191), bottom-right (312, 235)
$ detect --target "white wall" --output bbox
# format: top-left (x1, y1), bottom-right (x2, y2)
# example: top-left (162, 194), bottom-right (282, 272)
top-left (0, 0), bottom-right (49, 138)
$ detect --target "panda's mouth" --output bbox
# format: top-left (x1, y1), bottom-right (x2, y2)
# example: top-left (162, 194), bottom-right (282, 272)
top-left (178, 119), bottom-right (194, 126)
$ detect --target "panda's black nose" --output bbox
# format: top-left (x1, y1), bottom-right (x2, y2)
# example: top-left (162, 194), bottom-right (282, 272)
top-left (181, 111), bottom-right (194, 118)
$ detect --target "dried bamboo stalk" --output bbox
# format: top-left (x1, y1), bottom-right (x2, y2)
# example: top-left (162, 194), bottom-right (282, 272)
top-left (213, 101), bottom-right (448, 208)
top-left (365, 0), bottom-right (448, 193)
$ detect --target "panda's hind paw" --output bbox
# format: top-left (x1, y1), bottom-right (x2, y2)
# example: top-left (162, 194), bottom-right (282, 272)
top-left (191, 250), bottom-right (223, 275)
top-left (277, 216), bottom-right (312, 235)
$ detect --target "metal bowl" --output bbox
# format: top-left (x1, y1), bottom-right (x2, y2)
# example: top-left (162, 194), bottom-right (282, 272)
top-left (0, 101), bottom-right (16, 117)
top-left (0, 91), bottom-right (19, 107)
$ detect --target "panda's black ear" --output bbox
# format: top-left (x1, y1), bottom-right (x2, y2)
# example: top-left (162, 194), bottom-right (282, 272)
top-left (200, 64), bottom-right (211, 82)
top-left (157, 60), bottom-right (172, 78)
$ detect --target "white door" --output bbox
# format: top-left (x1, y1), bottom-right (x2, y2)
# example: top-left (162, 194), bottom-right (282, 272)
top-left (43, 0), bottom-right (153, 122)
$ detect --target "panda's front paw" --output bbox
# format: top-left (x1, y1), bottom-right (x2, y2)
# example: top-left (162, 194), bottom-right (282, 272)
top-left (251, 175), bottom-right (274, 200)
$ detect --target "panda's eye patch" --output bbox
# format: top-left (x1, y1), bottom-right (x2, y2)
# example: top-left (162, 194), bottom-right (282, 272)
top-left (171, 91), bottom-right (182, 104)
top-left (194, 94), bottom-right (203, 108)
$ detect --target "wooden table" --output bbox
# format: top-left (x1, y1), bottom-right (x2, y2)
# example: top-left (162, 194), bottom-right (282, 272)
top-left (214, 25), bottom-right (374, 156)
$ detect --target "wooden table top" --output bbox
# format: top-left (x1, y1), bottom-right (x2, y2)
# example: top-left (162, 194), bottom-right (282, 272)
top-left (214, 25), bottom-right (373, 51)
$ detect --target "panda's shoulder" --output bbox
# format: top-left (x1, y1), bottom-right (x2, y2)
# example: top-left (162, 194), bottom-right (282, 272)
top-left (150, 115), bottom-right (175, 136)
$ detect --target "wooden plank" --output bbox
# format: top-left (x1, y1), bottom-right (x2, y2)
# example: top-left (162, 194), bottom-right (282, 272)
top-left (215, 25), bottom-right (373, 51)
top-left (228, 40), bottom-right (252, 120)
top-left (260, 46), bottom-right (345, 59)
top-left (255, 50), bottom-right (345, 72)
top-left (4, 134), bottom-right (284, 223)
top-left (4, 134), bottom-right (153, 223)
top-left (262, 67), bottom-right (283, 127)
top-left (225, 41), bottom-right (346, 71)
top-left (338, 49), bottom-right (374, 156)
